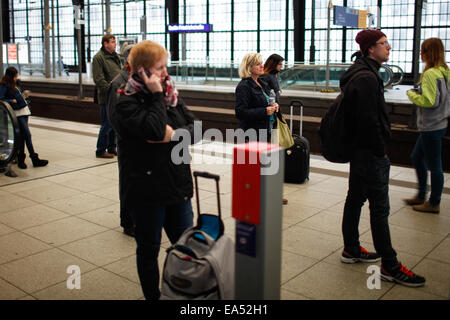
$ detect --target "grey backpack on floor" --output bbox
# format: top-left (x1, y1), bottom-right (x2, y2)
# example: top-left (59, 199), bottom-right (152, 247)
top-left (160, 171), bottom-right (235, 300)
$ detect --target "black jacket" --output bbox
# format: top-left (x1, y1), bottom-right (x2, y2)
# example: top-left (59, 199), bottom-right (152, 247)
top-left (106, 67), bottom-right (130, 124)
top-left (259, 71), bottom-right (281, 103)
top-left (109, 88), bottom-right (199, 208)
top-left (340, 56), bottom-right (391, 157)
top-left (235, 77), bottom-right (271, 134)
top-left (0, 83), bottom-right (28, 110)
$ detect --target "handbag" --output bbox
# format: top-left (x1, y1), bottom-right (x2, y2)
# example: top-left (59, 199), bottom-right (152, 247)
top-left (271, 113), bottom-right (294, 149)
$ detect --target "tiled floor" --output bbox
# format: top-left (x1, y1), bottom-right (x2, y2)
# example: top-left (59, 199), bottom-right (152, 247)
top-left (0, 117), bottom-right (449, 300)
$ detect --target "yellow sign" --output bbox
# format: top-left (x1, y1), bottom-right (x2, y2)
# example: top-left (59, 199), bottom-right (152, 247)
top-left (358, 10), bottom-right (368, 28)
top-left (45, 24), bottom-right (52, 30)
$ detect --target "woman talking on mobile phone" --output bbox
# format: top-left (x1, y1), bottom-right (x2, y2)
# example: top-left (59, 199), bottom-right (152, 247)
top-left (109, 40), bottom-right (199, 300)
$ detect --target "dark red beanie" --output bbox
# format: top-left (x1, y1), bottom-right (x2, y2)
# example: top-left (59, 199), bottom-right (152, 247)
top-left (355, 29), bottom-right (386, 55)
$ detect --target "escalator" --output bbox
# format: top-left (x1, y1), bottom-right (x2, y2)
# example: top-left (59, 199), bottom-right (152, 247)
top-left (279, 63), bottom-right (404, 90)
top-left (0, 101), bottom-right (21, 177)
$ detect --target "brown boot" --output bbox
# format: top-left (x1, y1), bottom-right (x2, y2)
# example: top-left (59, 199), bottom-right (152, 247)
top-left (403, 197), bottom-right (424, 206)
top-left (413, 201), bottom-right (440, 214)
top-left (96, 152), bottom-right (114, 159)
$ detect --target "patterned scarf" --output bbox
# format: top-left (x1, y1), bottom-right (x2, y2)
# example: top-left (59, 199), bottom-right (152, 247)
top-left (120, 74), bottom-right (178, 107)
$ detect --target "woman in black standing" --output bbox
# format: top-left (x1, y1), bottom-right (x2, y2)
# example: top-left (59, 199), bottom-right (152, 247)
top-left (260, 53), bottom-right (284, 104)
top-left (234, 53), bottom-right (279, 143)
top-left (109, 40), bottom-right (198, 300)
top-left (260, 54), bottom-right (289, 205)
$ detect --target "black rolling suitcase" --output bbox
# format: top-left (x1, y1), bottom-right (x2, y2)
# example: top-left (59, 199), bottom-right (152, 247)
top-left (284, 100), bottom-right (310, 184)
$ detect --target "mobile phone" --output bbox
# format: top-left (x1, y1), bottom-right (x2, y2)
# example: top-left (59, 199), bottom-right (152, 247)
top-left (138, 68), bottom-right (151, 79)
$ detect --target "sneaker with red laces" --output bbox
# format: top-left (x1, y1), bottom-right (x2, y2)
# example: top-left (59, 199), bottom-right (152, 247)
top-left (341, 246), bottom-right (381, 264)
top-left (381, 263), bottom-right (426, 287)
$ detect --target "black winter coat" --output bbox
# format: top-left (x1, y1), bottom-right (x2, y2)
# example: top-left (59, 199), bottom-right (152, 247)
top-left (109, 88), bottom-right (198, 208)
top-left (340, 56), bottom-right (391, 157)
top-left (106, 67), bottom-right (130, 124)
top-left (235, 77), bottom-right (271, 135)
top-left (259, 71), bottom-right (281, 103)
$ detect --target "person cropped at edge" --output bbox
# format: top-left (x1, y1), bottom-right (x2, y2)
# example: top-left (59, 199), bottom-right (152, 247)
top-left (259, 53), bottom-right (289, 205)
top-left (93, 34), bottom-right (122, 159)
top-left (235, 53), bottom-right (279, 142)
top-left (109, 40), bottom-right (199, 300)
top-left (404, 38), bottom-right (449, 214)
top-left (0, 66), bottom-right (48, 169)
top-left (106, 43), bottom-right (136, 238)
top-left (340, 29), bottom-right (425, 287)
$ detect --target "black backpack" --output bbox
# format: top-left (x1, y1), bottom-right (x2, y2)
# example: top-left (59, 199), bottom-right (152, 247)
top-left (319, 70), bottom-right (374, 163)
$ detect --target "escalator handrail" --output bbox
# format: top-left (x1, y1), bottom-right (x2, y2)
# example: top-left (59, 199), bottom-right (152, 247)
top-left (0, 100), bottom-right (20, 168)
top-left (279, 63), bottom-right (404, 89)
top-left (386, 64), bottom-right (404, 86)
top-left (380, 64), bottom-right (395, 87)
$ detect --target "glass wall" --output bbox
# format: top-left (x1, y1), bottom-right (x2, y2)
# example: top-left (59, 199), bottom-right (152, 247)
top-left (421, 0), bottom-right (450, 70)
top-left (7, 0), bottom-right (295, 66)
top-left (6, 0), bottom-right (450, 75)
top-left (305, 0), bottom-right (450, 73)
top-left (209, 0), bottom-right (232, 63)
top-left (178, 0), bottom-right (294, 64)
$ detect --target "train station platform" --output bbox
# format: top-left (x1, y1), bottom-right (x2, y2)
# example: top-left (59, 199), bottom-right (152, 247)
top-left (0, 116), bottom-right (449, 300)
top-left (16, 73), bottom-right (450, 172)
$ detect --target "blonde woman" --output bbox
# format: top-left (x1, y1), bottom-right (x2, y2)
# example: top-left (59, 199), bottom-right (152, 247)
top-left (405, 38), bottom-right (449, 214)
top-left (235, 53), bottom-right (279, 142)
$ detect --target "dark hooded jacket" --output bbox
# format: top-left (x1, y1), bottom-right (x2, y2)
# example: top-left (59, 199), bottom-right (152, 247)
top-left (340, 56), bottom-right (391, 157)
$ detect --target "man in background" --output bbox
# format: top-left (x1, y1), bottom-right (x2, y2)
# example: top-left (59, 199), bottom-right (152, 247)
top-left (92, 34), bottom-right (122, 158)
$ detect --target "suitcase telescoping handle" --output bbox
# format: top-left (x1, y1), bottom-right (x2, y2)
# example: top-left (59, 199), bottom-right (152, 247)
top-left (289, 100), bottom-right (304, 137)
top-left (193, 171), bottom-right (222, 219)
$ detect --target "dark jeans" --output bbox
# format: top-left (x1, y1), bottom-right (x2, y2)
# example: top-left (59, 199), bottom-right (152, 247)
top-left (17, 116), bottom-right (36, 157)
top-left (130, 200), bottom-right (193, 300)
top-left (96, 104), bottom-right (116, 156)
top-left (342, 149), bottom-right (398, 268)
top-left (411, 128), bottom-right (447, 206)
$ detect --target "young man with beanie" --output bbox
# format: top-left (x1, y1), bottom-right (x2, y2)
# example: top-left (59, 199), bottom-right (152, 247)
top-left (340, 29), bottom-right (426, 287)
top-left (93, 34), bottom-right (122, 158)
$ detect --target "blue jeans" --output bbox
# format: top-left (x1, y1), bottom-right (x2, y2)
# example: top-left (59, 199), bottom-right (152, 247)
top-left (96, 104), bottom-right (116, 156)
top-left (342, 149), bottom-right (398, 268)
top-left (17, 116), bottom-right (35, 156)
top-left (411, 128), bottom-right (447, 206)
top-left (130, 200), bottom-right (193, 300)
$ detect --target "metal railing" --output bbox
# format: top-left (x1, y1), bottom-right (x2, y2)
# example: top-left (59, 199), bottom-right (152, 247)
top-left (278, 62), bottom-right (404, 90)
top-left (169, 60), bottom-right (241, 85)
top-left (5, 59), bottom-right (404, 91)
top-left (167, 60), bottom-right (403, 91)
top-left (3, 63), bottom-right (47, 76)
